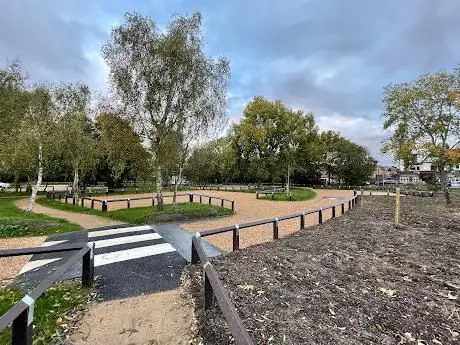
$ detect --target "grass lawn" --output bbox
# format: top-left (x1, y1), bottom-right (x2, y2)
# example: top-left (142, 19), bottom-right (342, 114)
top-left (259, 187), bottom-right (316, 201)
top-left (37, 198), bottom-right (234, 224)
top-left (0, 197), bottom-right (80, 238)
top-left (0, 282), bottom-right (91, 345)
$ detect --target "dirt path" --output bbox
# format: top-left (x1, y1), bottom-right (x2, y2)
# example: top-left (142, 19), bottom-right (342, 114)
top-left (69, 289), bottom-right (193, 345)
top-left (181, 189), bottom-right (354, 250)
top-left (0, 237), bottom-right (45, 284)
top-left (15, 198), bottom-right (124, 229)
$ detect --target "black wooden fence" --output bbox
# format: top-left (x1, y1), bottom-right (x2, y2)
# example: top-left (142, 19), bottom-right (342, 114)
top-left (47, 192), bottom-right (235, 212)
top-left (190, 192), bottom-right (360, 344)
top-left (0, 243), bottom-right (94, 345)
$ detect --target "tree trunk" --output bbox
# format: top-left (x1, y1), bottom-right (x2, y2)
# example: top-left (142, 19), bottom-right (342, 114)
top-left (172, 165), bottom-right (183, 208)
top-left (286, 164), bottom-right (290, 195)
top-left (27, 143), bottom-right (43, 212)
top-left (156, 165), bottom-right (164, 210)
top-left (439, 167), bottom-right (451, 204)
top-left (72, 166), bottom-right (79, 202)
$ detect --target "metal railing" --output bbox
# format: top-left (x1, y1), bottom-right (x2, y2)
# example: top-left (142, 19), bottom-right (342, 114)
top-left (0, 243), bottom-right (94, 345)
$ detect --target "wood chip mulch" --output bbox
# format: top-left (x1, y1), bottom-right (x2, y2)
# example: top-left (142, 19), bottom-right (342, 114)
top-left (186, 195), bottom-right (460, 345)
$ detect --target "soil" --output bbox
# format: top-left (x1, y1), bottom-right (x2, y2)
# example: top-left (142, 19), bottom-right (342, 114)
top-left (187, 195), bottom-right (460, 345)
top-left (15, 198), bottom-right (124, 229)
top-left (68, 289), bottom-right (193, 345)
top-left (0, 236), bottom-right (45, 284)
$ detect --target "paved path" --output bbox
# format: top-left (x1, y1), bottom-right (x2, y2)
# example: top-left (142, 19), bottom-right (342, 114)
top-left (15, 223), bottom-right (221, 300)
top-left (15, 198), bottom-right (123, 229)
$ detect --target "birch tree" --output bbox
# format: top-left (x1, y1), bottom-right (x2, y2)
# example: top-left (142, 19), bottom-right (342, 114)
top-left (22, 86), bottom-right (56, 211)
top-left (55, 84), bottom-right (98, 201)
top-left (383, 68), bottom-right (460, 203)
top-left (102, 12), bottom-right (230, 210)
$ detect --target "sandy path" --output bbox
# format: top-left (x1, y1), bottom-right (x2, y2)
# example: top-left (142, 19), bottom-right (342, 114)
top-left (15, 198), bottom-right (124, 229)
top-left (53, 189), bottom-right (355, 251)
top-left (69, 289), bottom-right (193, 345)
top-left (181, 189), bottom-right (354, 251)
top-left (0, 237), bottom-right (45, 284)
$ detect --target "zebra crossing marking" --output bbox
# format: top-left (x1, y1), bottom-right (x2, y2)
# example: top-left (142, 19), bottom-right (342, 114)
top-left (93, 233), bottom-right (162, 249)
top-left (88, 225), bottom-right (153, 238)
top-left (94, 243), bottom-right (176, 267)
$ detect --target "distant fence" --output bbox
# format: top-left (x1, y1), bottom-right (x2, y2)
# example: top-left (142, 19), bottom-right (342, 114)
top-left (46, 192), bottom-right (235, 212)
top-left (198, 184), bottom-right (283, 193)
top-left (0, 243), bottom-right (94, 345)
top-left (190, 192), bottom-right (361, 344)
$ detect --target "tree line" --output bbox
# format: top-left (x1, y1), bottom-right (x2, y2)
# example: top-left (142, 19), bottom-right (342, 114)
top-left (184, 97), bottom-right (377, 187)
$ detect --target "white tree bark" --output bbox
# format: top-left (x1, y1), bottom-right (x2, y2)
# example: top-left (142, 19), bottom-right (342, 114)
top-left (72, 166), bottom-right (79, 201)
top-left (156, 165), bottom-right (164, 210)
top-left (27, 143), bottom-right (43, 212)
top-left (173, 165), bottom-right (184, 207)
top-left (286, 164), bottom-right (290, 195)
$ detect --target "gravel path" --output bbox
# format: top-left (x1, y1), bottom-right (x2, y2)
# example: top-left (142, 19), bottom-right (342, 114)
top-left (52, 189), bottom-right (354, 251)
top-left (15, 198), bottom-right (124, 229)
top-left (181, 189), bottom-right (354, 251)
top-left (0, 236), bottom-right (45, 283)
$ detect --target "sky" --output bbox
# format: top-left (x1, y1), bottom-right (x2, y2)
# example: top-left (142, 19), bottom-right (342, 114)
top-left (1, 0), bottom-right (460, 165)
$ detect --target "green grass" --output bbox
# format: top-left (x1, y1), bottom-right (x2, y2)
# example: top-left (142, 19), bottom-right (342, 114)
top-left (259, 187), bottom-right (316, 201)
top-left (0, 197), bottom-right (81, 238)
top-left (37, 198), bottom-right (234, 224)
top-left (0, 282), bottom-right (91, 345)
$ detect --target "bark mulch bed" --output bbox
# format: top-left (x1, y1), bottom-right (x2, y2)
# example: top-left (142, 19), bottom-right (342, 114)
top-left (185, 195), bottom-right (460, 345)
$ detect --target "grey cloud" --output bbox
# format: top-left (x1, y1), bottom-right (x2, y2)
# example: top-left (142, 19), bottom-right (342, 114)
top-left (0, 0), bottom-right (105, 85)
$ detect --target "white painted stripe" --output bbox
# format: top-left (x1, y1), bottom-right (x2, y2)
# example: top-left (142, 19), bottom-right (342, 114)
top-left (94, 243), bottom-right (176, 267)
top-left (88, 225), bottom-right (153, 238)
top-left (19, 258), bottom-right (61, 274)
top-left (41, 240), bottom-right (68, 247)
top-left (94, 233), bottom-right (161, 248)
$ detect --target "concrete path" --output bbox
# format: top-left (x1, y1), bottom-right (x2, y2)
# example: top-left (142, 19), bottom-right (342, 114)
top-left (15, 198), bottom-right (123, 229)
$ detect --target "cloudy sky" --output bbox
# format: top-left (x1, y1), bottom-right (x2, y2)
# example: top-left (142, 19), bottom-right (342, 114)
top-left (1, 0), bottom-right (460, 164)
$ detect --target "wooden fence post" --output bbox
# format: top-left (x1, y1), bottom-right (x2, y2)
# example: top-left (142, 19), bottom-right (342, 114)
top-left (82, 243), bottom-right (95, 288)
top-left (208, 197), bottom-right (212, 205)
top-left (189, 194), bottom-right (193, 203)
top-left (81, 198), bottom-right (84, 207)
top-left (221, 199), bottom-right (224, 208)
top-left (332, 206), bottom-right (336, 218)
top-left (360, 188), bottom-right (364, 206)
top-left (127, 198), bottom-right (131, 209)
top-left (204, 270), bottom-right (214, 310)
top-left (102, 200), bottom-right (108, 212)
top-left (273, 217), bottom-right (279, 240)
top-left (395, 187), bottom-right (400, 226)
top-left (318, 209), bottom-right (323, 224)
top-left (231, 200), bottom-right (235, 212)
top-left (348, 200), bottom-right (351, 209)
top-left (12, 295), bottom-right (34, 345)
top-left (200, 195), bottom-right (202, 203)
top-left (152, 197), bottom-right (155, 207)
top-left (300, 213), bottom-right (305, 230)
top-left (91, 199), bottom-right (94, 209)
top-left (232, 225), bottom-right (240, 251)
top-left (191, 234), bottom-right (200, 264)
top-left (341, 203), bottom-right (345, 214)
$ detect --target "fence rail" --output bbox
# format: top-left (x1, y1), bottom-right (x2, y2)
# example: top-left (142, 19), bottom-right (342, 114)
top-left (191, 236), bottom-right (255, 345)
top-left (0, 243), bottom-right (94, 345)
top-left (46, 192), bottom-right (235, 212)
top-left (190, 192), bottom-right (360, 344)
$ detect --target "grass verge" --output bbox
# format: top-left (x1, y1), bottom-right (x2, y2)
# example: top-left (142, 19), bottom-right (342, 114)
top-left (0, 197), bottom-right (80, 238)
top-left (37, 198), bottom-right (234, 224)
top-left (259, 187), bottom-right (316, 201)
top-left (0, 282), bottom-right (91, 345)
